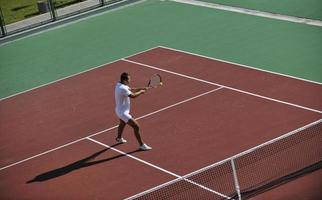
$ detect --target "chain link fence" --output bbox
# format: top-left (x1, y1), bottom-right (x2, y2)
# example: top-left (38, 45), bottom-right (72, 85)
top-left (0, 0), bottom-right (129, 38)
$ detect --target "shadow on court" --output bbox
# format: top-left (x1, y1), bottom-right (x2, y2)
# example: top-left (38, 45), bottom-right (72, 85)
top-left (26, 143), bottom-right (141, 184)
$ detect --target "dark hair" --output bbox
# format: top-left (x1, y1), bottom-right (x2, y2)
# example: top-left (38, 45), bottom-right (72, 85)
top-left (120, 72), bottom-right (129, 82)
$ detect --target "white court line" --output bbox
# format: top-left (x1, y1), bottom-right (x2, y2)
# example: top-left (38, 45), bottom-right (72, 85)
top-left (123, 58), bottom-right (322, 114)
top-left (0, 88), bottom-right (222, 171)
top-left (124, 174), bottom-right (234, 200)
top-left (158, 46), bottom-right (322, 86)
top-left (170, 0), bottom-right (322, 27)
top-left (0, 46), bottom-right (158, 101)
top-left (86, 137), bottom-right (232, 200)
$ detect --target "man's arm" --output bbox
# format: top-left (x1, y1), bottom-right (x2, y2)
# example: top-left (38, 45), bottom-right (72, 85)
top-left (130, 87), bottom-right (148, 93)
top-left (129, 89), bottom-right (146, 98)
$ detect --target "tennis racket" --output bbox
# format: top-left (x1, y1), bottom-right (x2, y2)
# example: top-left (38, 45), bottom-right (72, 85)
top-left (147, 74), bottom-right (163, 89)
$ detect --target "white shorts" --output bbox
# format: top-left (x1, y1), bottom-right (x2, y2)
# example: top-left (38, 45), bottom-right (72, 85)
top-left (116, 110), bottom-right (132, 123)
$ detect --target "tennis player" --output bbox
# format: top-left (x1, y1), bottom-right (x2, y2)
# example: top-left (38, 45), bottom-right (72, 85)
top-left (114, 72), bottom-right (152, 151)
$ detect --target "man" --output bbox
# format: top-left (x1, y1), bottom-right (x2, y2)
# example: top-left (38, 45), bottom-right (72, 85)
top-left (114, 72), bottom-right (152, 151)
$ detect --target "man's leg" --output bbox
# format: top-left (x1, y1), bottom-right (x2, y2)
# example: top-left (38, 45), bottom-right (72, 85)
top-left (127, 119), bottom-right (144, 146)
top-left (116, 119), bottom-right (126, 140)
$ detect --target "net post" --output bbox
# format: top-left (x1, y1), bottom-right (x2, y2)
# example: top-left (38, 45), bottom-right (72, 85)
top-left (231, 158), bottom-right (242, 200)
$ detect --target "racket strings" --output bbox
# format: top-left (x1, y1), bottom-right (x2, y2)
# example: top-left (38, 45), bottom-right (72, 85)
top-left (149, 75), bottom-right (161, 87)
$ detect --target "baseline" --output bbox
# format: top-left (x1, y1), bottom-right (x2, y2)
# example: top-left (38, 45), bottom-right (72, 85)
top-left (0, 46), bottom-right (156, 101)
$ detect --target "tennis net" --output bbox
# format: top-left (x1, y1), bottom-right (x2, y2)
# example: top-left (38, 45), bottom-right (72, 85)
top-left (126, 119), bottom-right (322, 200)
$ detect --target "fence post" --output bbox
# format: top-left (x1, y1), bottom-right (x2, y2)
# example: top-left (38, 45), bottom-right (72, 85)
top-left (0, 6), bottom-right (6, 37)
top-left (231, 159), bottom-right (242, 200)
top-left (100, 0), bottom-right (105, 7)
top-left (47, 0), bottom-right (57, 21)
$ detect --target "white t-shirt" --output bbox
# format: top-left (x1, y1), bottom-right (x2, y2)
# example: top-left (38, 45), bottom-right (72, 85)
top-left (115, 82), bottom-right (132, 114)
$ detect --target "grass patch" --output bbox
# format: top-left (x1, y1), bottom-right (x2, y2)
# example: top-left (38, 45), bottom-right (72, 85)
top-left (0, 0), bottom-right (38, 24)
top-left (0, 0), bottom-right (87, 24)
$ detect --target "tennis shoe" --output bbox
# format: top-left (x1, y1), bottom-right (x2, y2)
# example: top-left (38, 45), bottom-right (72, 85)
top-left (116, 137), bottom-right (127, 143)
top-left (140, 144), bottom-right (152, 151)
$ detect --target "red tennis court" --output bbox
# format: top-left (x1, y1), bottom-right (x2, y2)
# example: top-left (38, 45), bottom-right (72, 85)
top-left (0, 46), bottom-right (321, 199)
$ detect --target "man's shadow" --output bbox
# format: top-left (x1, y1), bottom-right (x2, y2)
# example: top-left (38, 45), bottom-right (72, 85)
top-left (26, 143), bottom-right (140, 184)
